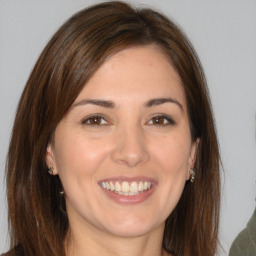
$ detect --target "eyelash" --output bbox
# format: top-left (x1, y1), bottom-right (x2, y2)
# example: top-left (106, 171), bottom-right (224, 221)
top-left (81, 114), bottom-right (175, 127)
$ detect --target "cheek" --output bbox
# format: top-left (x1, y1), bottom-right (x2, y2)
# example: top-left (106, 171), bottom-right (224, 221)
top-left (150, 133), bottom-right (192, 210)
top-left (54, 130), bottom-right (106, 171)
top-left (154, 133), bottom-right (192, 175)
top-left (53, 133), bottom-right (110, 209)
top-left (53, 131), bottom-right (110, 194)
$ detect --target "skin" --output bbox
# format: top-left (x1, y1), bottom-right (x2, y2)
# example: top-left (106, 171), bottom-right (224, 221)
top-left (46, 45), bottom-right (198, 256)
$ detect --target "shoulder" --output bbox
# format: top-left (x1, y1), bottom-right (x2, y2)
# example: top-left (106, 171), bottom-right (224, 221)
top-left (1, 252), bottom-right (13, 256)
top-left (229, 208), bottom-right (256, 256)
top-left (1, 251), bottom-right (13, 256)
top-left (229, 226), bottom-right (256, 256)
top-left (1, 245), bottom-right (24, 256)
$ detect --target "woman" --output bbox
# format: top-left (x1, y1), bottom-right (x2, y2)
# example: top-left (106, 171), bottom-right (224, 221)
top-left (3, 1), bottom-right (220, 256)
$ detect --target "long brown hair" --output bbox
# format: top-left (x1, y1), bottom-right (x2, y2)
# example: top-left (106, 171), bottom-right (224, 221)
top-left (6, 1), bottom-right (220, 255)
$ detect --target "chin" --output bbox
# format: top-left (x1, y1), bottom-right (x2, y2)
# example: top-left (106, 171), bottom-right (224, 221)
top-left (102, 215), bottom-right (163, 238)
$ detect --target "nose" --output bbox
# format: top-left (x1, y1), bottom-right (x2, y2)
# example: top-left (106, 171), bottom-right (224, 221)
top-left (111, 126), bottom-right (149, 168)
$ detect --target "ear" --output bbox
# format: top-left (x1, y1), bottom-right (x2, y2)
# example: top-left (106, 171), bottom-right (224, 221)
top-left (187, 138), bottom-right (200, 179)
top-left (45, 144), bottom-right (58, 175)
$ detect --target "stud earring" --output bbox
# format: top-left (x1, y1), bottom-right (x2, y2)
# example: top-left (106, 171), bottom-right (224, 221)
top-left (189, 169), bottom-right (195, 183)
top-left (48, 166), bottom-right (54, 175)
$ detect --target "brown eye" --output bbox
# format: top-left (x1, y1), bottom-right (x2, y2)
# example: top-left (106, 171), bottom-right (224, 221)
top-left (82, 115), bottom-right (107, 125)
top-left (152, 116), bottom-right (165, 125)
top-left (89, 117), bottom-right (101, 125)
top-left (148, 115), bottom-right (175, 126)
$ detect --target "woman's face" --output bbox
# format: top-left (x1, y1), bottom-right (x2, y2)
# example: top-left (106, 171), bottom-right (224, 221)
top-left (46, 45), bottom-right (198, 239)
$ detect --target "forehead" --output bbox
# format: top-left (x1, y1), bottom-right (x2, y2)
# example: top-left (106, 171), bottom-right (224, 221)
top-left (75, 45), bottom-right (186, 106)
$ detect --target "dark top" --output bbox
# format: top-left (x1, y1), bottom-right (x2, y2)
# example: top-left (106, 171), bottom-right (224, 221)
top-left (229, 207), bottom-right (256, 256)
top-left (1, 244), bottom-right (24, 256)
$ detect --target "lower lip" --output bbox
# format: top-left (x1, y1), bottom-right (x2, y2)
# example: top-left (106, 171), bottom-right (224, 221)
top-left (100, 186), bottom-right (156, 205)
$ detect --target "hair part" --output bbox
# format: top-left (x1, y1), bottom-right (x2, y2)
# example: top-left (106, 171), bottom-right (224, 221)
top-left (6, 1), bottom-right (220, 256)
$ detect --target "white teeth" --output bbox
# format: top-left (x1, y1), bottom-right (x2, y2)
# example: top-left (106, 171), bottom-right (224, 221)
top-left (110, 182), bottom-right (115, 191)
top-left (122, 181), bottom-right (130, 193)
top-left (143, 181), bottom-right (148, 190)
top-left (138, 181), bottom-right (144, 191)
top-left (130, 181), bottom-right (138, 193)
top-left (129, 191), bottom-right (139, 195)
top-left (115, 181), bottom-right (121, 192)
top-left (101, 180), bottom-right (152, 195)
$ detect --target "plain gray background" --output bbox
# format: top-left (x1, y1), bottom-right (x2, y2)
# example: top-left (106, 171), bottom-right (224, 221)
top-left (0, 0), bottom-right (255, 255)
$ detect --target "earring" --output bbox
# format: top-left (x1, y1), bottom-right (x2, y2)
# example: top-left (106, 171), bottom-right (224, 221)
top-left (48, 166), bottom-right (54, 175)
top-left (189, 169), bottom-right (195, 183)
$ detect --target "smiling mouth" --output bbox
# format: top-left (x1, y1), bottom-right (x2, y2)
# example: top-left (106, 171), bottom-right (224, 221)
top-left (100, 180), bottom-right (153, 196)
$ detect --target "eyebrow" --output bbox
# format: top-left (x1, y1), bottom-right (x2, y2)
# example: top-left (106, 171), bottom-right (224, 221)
top-left (145, 97), bottom-right (183, 111)
top-left (72, 97), bottom-right (183, 111)
top-left (72, 99), bottom-right (115, 109)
